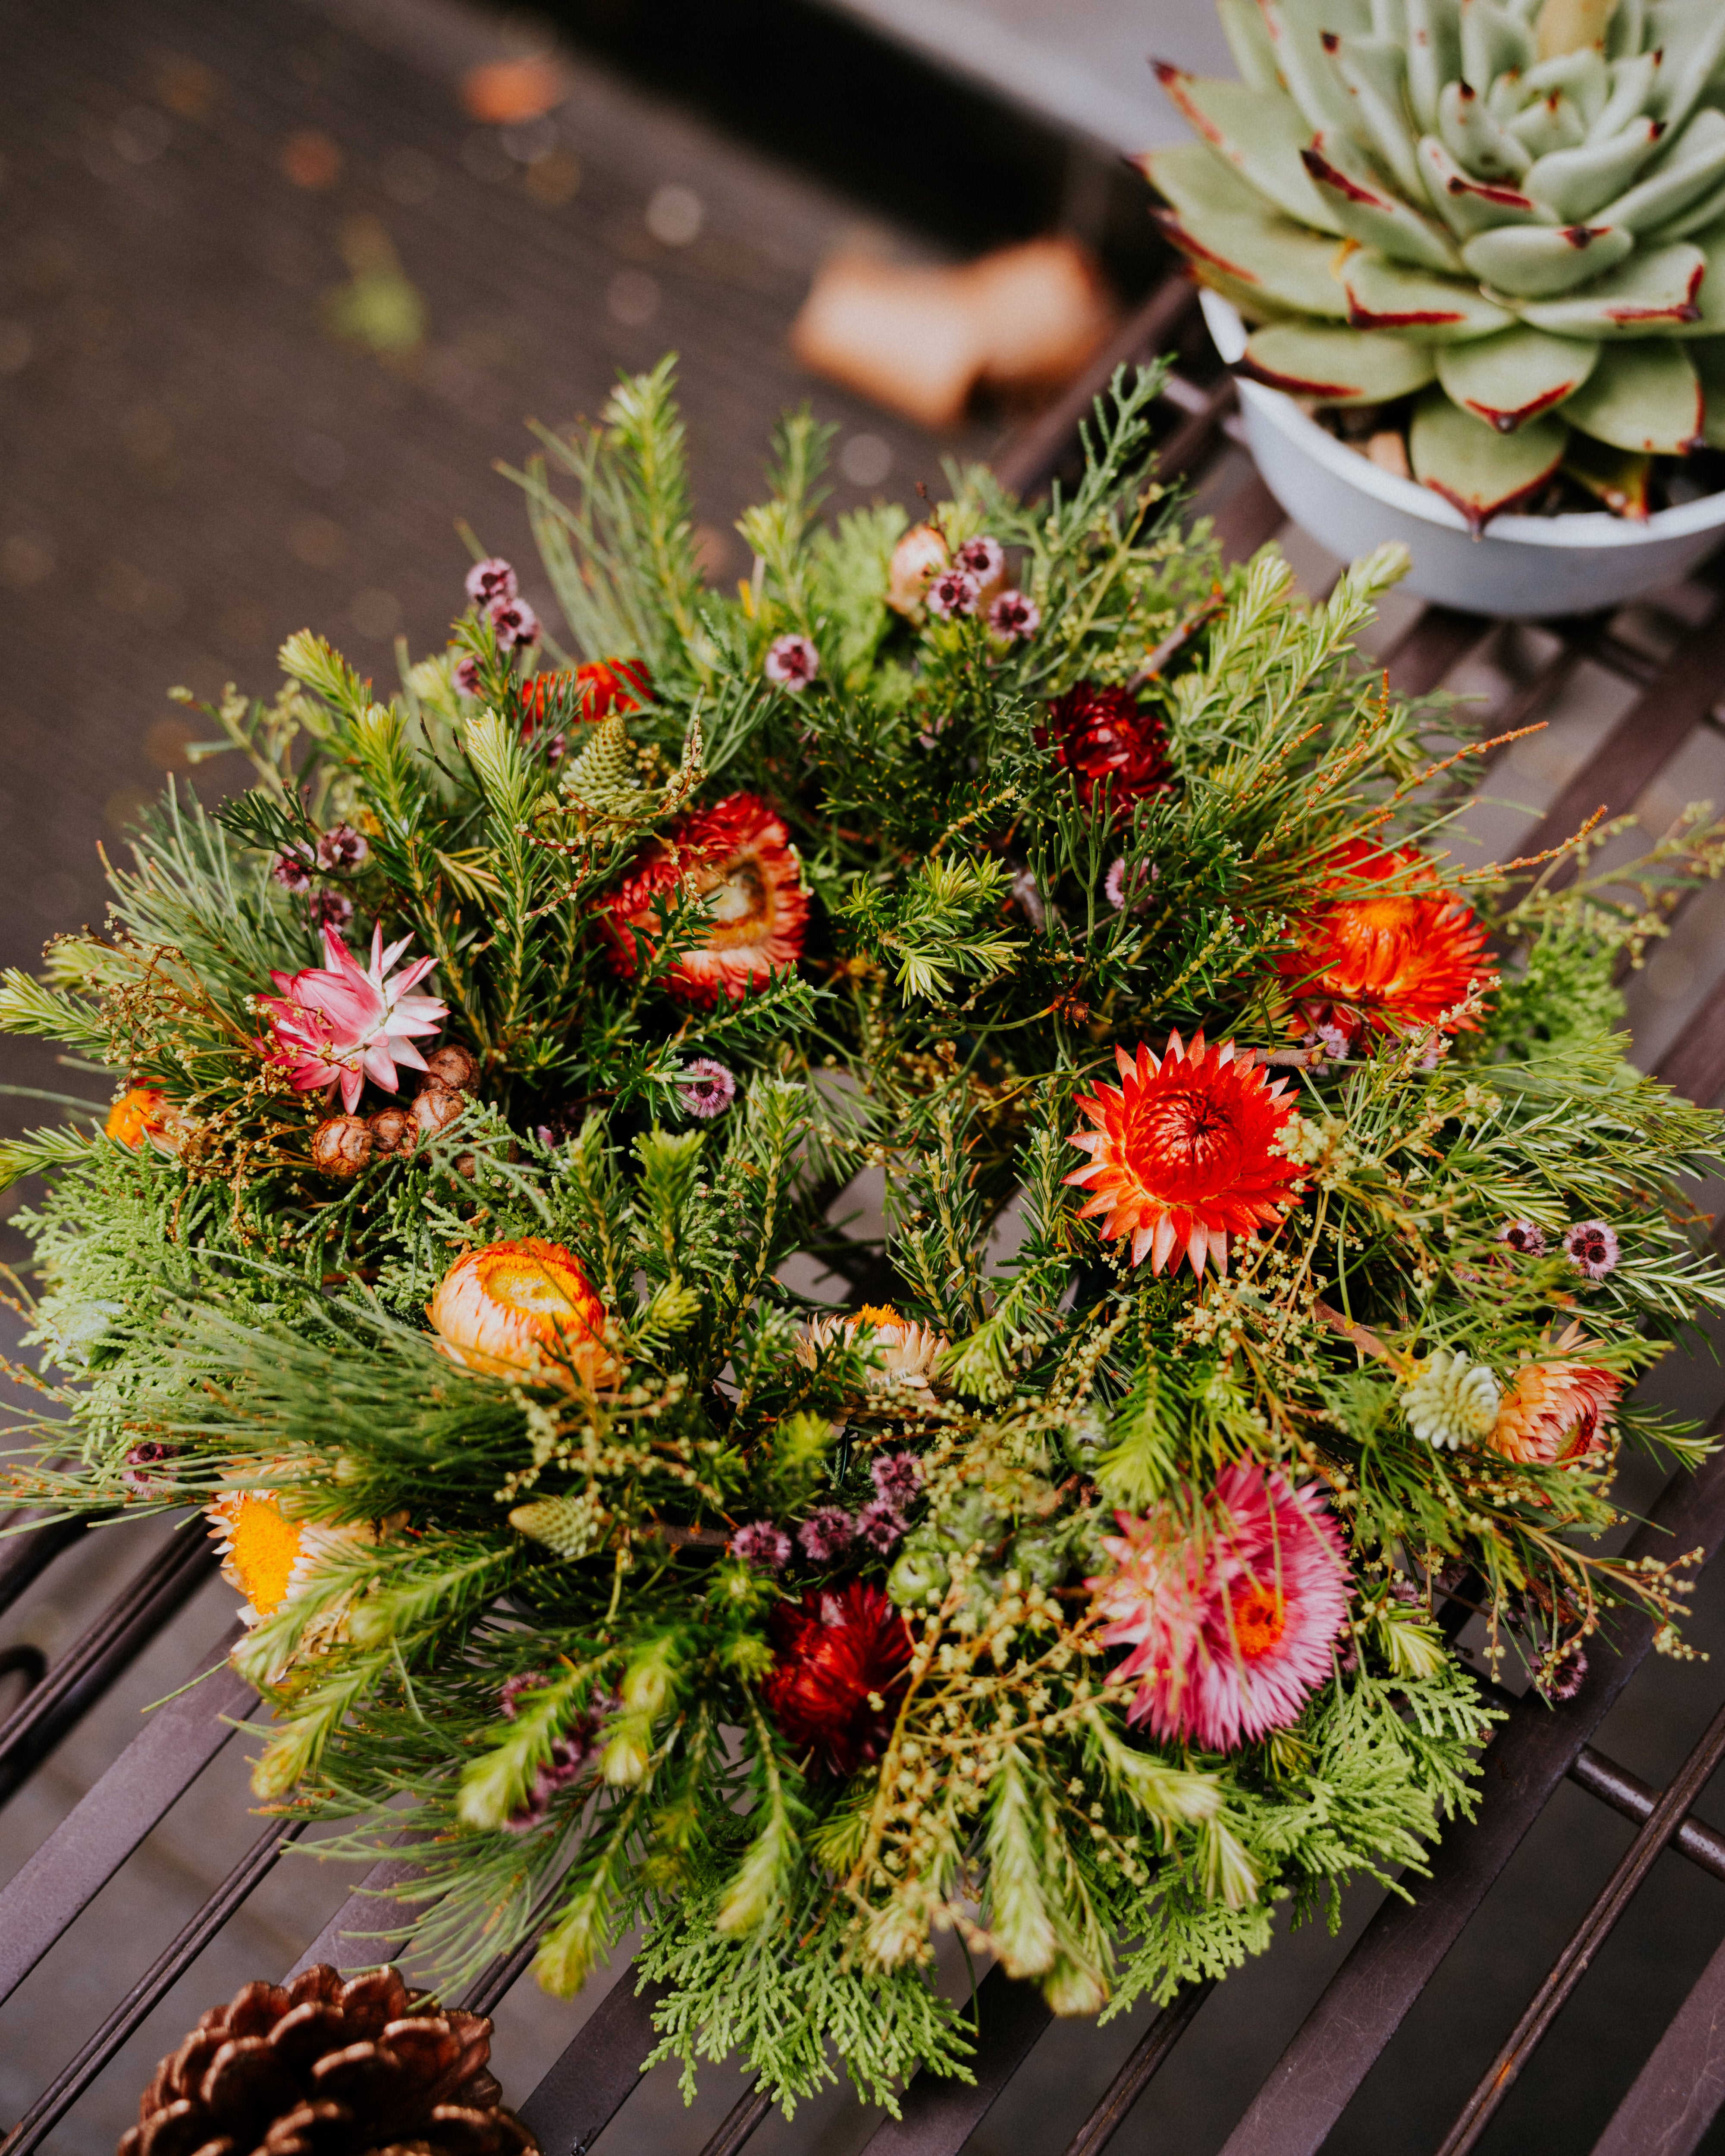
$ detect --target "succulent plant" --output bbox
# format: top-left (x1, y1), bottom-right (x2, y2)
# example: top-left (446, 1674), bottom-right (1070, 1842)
top-left (1144, 0), bottom-right (1725, 525)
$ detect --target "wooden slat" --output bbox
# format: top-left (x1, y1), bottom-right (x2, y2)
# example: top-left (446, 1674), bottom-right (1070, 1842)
top-left (0, 1628), bottom-right (250, 2007)
top-left (1515, 606), bottom-right (1725, 878)
top-left (517, 1968), bottom-right (670, 2156)
top-left (1590, 1927), bottom-right (1725, 2156)
top-left (859, 1965), bottom-right (1053, 2156)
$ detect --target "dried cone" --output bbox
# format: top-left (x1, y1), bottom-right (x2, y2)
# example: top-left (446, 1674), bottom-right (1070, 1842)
top-left (422, 1043), bottom-right (480, 1092)
top-left (311, 1116), bottom-right (374, 1179)
top-left (367, 1106), bottom-right (418, 1156)
top-left (121, 1962), bottom-right (538, 2156)
top-left (412, 1080), bottom-right (468, 1138)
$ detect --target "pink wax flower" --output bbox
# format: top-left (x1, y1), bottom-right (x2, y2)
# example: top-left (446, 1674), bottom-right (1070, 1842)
top-left (926, 568), bottom-right (980, 620)
top-left (487, 594), bottom-right (540, 650)
top-left (764, 633), bottom-right (819, 691)
top-left (466, 557), bottom-right (518, 605)
top-left (259, 923), bottom-right (447, 1114)
top-left (988, 589), bottom-right (1040, 642)
top-left (1089, 1461), bottom-right (1350, 1753)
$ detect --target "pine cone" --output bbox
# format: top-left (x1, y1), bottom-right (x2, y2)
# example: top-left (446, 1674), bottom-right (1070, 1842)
top-left (120, 1964), bottom-right (538, 2156)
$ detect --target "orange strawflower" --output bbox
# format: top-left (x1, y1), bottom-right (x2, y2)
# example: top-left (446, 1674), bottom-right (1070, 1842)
top-left (1065, 1032), bottom-right (1304, 1277)
top-left (1490, 1357), bottom-right (1621, 1465)
top-left (427, 1237), bottom-right (613, 1389)
top-left (1281, 839), bottom-right (1490, 1040)
top-left (106, 1086), bottom-right (169, 1148)
top-left (601, 791), bottom-right (808, 1006)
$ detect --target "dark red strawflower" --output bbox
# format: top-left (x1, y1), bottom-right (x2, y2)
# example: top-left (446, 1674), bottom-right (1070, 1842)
top-left (762, 1582), bottom-right (913, 1776)
top-left (1041, 682), bottom-right (1172, 817)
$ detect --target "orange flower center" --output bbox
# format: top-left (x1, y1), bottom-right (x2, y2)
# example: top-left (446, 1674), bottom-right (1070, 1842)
top-left (1126, 1085), bottom-right (1244, 1200)
top-left (1228, 1582), bottom-right (1286, 1661)
top-left (226, 1494), bottom-right (303, 1617)
top-left (106, 1087), bottom-right (165, 1147)
top-left (477, 1247), bottom-right (597, 1326)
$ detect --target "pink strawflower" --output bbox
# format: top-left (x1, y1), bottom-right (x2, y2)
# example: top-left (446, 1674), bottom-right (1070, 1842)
top-left (677, 1056), bottom-right (736, 1118)
top-left (1564, 1220), bottom-right (1619, 1280)
top-left (989, 589), bottom-right (1040, 641)
top-left (1104, 859), bottom-right (1127, 910)
top-left (926, 568), bottom-right (980, 620)
top-left (259, 923), bottom-right (448, 1114)
top-left (1089, 1461), bottom-right (1350, 1753)
top-left (765, 633), bottom-right (819, 691)
top-left (488, 594), bottom-right (540, 650)
top-left (466, 557), bottom-right (518, 605)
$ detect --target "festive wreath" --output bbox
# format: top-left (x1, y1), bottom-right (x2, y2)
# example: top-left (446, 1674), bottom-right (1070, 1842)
top-left (5, 359), bottom-right (1725, 2112)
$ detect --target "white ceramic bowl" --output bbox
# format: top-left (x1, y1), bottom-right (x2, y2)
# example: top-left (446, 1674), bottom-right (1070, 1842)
top-left (1198, 289), bottom-right (1725, 618)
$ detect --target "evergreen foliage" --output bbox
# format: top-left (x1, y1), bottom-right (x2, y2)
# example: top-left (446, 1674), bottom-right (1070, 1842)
top-left (4, 357), bottom-right (1725, 2109)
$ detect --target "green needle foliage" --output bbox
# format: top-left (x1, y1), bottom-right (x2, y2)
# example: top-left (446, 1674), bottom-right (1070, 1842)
top-left (3, 357), bottom-right (1724, 2111)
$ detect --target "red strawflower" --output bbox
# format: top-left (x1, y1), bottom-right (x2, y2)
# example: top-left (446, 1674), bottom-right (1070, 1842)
top-left (518, 658), bottom-right (653, 742)
top-left (1041, 681), bottom-right (1172, 817)
top-left (1066, 1032), bottom-right (1303, 1277)
top-left (1281, 839), bottom-right (1491, 1041)
top-left (600, 791), bottom-right (809, 1006)
top-left (763, 1582), bottom-right (913, 1776)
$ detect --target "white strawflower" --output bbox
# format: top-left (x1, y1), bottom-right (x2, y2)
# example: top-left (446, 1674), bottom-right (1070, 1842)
top-left (1402, 1350), bottom-right (1500, 1453)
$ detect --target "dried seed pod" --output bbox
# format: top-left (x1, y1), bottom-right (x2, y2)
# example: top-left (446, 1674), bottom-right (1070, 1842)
top-left (423, 1043), bottom-right (480, 1092)
top-left (413, 1080), bottom-right (467, 1138)
top-left (367, 1106), bottom-right (419, 1156)
top-left (311, 1116), bottom-right (374, 1178)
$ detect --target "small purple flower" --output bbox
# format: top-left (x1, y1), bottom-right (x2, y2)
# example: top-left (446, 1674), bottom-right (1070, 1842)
top-left (764, 633), bottom-right (819, 691)
top-left (677, 1057), bottom-right (737, 1119)
top-left (856, 1498), bottom-right (907, 1554)
top-left (955, 536), bottom-right (1004, 585)
top-left (488, 594), bottom-right (541, 651)
top-left (454, 653), bottom-right (483, 696)
top-left (271, 846), bottom-right (314, 893)
top-left (797, 1505), bottom-right (855, 1564)
top-left (466, 556), bottom-right (518, 605)
top-left (1307, 1020), bottom-right (1350, 1066)
top-left (926, 567), bottom-right (980, 620)
top-left (731, 1520), bottom-right (792, 1571)
top-left (1498, 1219), bottom-right (1547, 1257)
top-left (499, 1670), bottom-right (548, 1720)
top-left (988, 589), bottom-right (1040, 642)
top-left (1540, 1643), bottom-right (1587, 1702)
top-left (316, 823), bottom-right (369, 872)
top-left (1413, 1031), bottom-right (1449, 1072)
top-left (1564, 1220), bottom-right (1620, 1280)
top-left (870, 1452), bottom-right (922, 1507)
top-left (502, 1698), bottom-right (612, 1832)
top-left (308, 890), bottom-right (354, 931)
top-left (121, 1441), bottom-right (179, 1497)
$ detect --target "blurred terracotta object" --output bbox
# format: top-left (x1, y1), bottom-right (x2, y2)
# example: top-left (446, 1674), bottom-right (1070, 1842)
top-left (461, 56), bottom-right (568, 124)
top-left (965, 238), bottom-right (1115, 400)
top-left (791, 255), bottom-right (982, 431)
top-left (791, 235), bottom-right (1115, 430)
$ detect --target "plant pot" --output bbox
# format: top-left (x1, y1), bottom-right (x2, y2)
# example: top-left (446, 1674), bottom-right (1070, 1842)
top-left (1199, 290), bottom-right (1725, 620)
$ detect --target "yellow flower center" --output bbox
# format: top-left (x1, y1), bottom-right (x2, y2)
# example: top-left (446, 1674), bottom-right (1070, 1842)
top-left (856, 1303), bottom-right (902, 1329)
top-left (226, 1494), bottom-right (304, 1616)
top-left (480, 1248), bottom-right (590, 1319)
